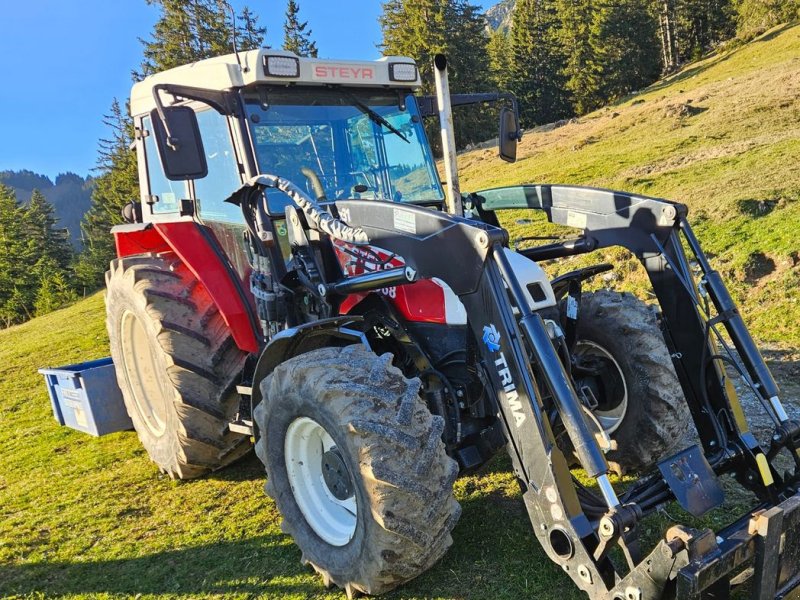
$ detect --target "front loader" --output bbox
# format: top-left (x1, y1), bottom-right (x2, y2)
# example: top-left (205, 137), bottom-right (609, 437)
top-left (105, 48), bottom-right (800, 599)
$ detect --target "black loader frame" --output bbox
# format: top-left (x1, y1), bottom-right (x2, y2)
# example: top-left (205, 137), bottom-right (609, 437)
top-left (239, 178), bottom-right (800, 600)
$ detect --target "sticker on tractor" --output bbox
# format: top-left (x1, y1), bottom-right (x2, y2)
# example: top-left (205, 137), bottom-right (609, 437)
top-left (566, 210), bottom-right (587, 229)
top-left (393, 208), bottom-right (416, 234)
top-left (483, 324), bottom-right (526, 427)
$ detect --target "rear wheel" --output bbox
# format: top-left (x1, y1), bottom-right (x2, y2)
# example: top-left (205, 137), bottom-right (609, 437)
top-left (254, 344), bottom-right (461, 598)
top-left (105, 252), bottom-right (251, 479)
top-left (574, 291), bottom-right (690, 475)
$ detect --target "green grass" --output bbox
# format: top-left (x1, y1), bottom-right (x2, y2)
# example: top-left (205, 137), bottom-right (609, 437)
top-left (2, 24), bottom-right (800, 600)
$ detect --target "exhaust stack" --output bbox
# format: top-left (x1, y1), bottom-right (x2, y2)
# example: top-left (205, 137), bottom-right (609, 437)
top-left (434, 54), bottom-right (462, 215)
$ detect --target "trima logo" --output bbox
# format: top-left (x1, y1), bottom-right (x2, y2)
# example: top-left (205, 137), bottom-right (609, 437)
top-left (482, 323), bottom-right (526, 427)
top-left (482, 324), bottom-right (501, 352)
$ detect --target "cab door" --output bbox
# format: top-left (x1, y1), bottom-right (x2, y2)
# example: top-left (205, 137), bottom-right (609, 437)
top-left (189, 107), bottom-right (250, 280)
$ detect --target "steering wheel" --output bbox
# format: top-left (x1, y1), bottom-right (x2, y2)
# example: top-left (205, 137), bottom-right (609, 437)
top-left (300, 167), bottom-right (327, 202)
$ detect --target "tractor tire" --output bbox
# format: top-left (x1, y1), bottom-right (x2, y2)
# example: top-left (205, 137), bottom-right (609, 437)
top-left (254, 344), bottom-right (461, 598)
top-left (105, 252), bottom-right (251, 480)
top-left (573, 291), bottom-right (690, 475)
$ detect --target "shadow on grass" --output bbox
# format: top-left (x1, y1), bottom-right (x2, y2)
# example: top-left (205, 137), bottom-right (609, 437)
top-left (0, 535), bottom-right (316, 597)
top-left (206, 451), bottom-right (265, 483)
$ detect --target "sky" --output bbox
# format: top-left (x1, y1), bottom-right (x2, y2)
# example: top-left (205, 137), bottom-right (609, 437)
top-left (0, 0), bottom-right (496, 182)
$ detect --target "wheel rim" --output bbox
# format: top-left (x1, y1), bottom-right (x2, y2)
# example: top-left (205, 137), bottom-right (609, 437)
top-left (119, 310), bottom-right (168, 436)
top-left (284, 417), bottom-right (357, 546)
top-left (574, 340), bottom-right (628, 434)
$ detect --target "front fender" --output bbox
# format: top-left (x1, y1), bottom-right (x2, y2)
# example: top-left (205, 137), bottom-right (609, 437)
top-left (250, 317), bottom-right (370, 410)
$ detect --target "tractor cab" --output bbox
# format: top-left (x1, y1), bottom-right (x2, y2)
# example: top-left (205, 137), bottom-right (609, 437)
top-left (129, 50), bottom-right (446, 230)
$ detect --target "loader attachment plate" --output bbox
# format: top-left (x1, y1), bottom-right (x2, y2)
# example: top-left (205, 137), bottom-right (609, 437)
top-left (657, 445), bottom-right (724, 518)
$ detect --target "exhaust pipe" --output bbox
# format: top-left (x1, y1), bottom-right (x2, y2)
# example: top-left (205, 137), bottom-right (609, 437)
top-left (433, 54), bottom-right (462, 215)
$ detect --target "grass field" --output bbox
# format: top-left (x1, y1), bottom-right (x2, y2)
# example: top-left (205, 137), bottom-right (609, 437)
top-left (1, 23), bottom-right (799, 600)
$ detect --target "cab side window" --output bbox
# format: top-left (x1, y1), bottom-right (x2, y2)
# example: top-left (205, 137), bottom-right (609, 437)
top-left (193, 109), bottom-right (243, 224)
top-left (143, 115), bottom-right (186, 214)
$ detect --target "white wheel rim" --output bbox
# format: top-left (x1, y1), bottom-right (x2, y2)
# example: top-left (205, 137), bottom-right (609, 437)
top-left (284, 417), bottom-right (357, 546)
top-left (119, 310), bottom-right (167, 436)
top-left (574, 340), bottom-right (628, 434)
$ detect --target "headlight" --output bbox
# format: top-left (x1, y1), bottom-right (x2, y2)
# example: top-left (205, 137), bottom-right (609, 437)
top-left (264, 55), bottom-right (300, 78)
top-left (389, 62), bottom-right (417, 82)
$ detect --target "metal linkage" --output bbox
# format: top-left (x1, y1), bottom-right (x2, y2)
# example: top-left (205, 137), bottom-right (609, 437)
top-left (323, 265), bottom-right (417, 296)
top-left (679, 219), bottom-right (788, 422)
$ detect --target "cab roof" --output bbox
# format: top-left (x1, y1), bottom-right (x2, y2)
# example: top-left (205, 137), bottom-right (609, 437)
top-left (130, 49), bottom-right (422, 116)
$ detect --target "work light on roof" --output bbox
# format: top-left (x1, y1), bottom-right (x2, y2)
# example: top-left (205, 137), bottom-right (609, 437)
top-left (389, 62), bottom-right (418, 82)
top-left (264, 55), bottom-right (300, 78)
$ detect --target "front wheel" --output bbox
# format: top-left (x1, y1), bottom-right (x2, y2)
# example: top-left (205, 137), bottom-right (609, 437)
top-left (254, 345), bottom-right (461, 598)
top-left (573, 291), bottom-right (690, 475)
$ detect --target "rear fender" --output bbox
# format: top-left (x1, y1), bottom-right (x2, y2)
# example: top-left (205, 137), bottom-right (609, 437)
top-left (112, 222), bottom-right (259, 353)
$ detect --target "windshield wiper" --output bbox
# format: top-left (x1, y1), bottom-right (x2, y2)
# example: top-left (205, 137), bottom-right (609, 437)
top-left (344, 93), bottom-right (410, 143)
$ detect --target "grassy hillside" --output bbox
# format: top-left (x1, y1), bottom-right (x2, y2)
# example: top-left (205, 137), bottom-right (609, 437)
top-left (460, 23), bottom-right (800, 345)
top-left (1, 25), bottom-right (799, 600)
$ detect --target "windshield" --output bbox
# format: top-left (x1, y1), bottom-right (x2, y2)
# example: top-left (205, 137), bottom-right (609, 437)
top-left (244, 88), bottom-right (444, 213)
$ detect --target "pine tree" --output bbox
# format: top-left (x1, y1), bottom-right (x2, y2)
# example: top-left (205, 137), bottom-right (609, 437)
top-left (75, 99), bottom-right (139, 289)
top-left (656, 0), bottom-right (679, 72)
top-left (18, 189), bottom-right (76, 317)
top-left (24, 189), bottom-right (73, 271)
top-left (487, 28), bottom-right (513, 92)
top-left (138, 0), bottom-right (233, 78)
top-left (34, 260), bottom-right (77, 317)
top-left (735, 0), bottom-right (797, 39)
top-left (0, 185), bottom-right (33, 326)
top-left (380, 0), bottom-right (494, 149)
top-left (238, 6), bottom-right (267, 50)
top-left (283, 0), bottom-right (318, 57)
top-left (592, 0), bottom-right (662, 102)
top-left (558, 0), bottom-right (603, 114)
top-left (675, 0), bottom-right (736, 60)
top-left (510, 0), bottom-right (571, 127)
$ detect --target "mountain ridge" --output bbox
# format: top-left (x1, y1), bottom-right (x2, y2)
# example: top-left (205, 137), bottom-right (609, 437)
top-left (0, 169), bottom-right (93, 247)
top-left (485, 0), bottom-right (515, 32)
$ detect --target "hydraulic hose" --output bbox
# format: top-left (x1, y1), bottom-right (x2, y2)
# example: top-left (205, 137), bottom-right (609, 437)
top-left (242, 174), bottom-right (369, 245)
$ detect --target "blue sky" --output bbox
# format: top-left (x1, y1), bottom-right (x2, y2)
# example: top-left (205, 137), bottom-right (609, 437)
top-left (0, 0), bottom-right (496, 181)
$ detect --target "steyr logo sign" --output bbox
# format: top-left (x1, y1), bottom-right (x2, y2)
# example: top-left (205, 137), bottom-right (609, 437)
top-left (313, 65), bottom-right (375, 81)
top-left (482, 323), bottom-right (526, 428)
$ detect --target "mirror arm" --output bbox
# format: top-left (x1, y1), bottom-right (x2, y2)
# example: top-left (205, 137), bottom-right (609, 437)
top-left (152, 84), bottom-right (180, 151)
top-left (417, 92), bottom-right (523, 140)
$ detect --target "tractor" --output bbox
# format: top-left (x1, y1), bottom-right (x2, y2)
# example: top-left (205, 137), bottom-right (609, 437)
top-left (106, 48), bottom-right (800, 599)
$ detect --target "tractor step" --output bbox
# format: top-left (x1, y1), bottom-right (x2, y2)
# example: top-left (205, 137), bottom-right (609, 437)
top-left (232, 385), bottom-right (254, 435)
top-left (229, 419), bottom-right (254, 435)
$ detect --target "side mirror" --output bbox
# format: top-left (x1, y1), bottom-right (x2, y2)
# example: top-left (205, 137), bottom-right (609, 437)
top-left (499, 107), bottom-right (519, 163)
top-left (149, 107), bottom-right (207, 181)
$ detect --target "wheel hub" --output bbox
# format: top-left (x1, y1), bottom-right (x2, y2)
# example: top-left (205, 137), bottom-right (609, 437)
top-left (284, 416), bottom-right (358, 546)
top-left (322, 447), bottom-right (353, 501)
top-left (574, 340), bottom-right (628, 434)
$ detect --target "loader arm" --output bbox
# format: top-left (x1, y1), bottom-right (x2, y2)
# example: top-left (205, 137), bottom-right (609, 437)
top-left (330, 193), bottom-right (800, 599)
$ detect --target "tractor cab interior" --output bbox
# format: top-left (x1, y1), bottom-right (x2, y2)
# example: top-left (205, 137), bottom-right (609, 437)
top-left (242, 87), bottom-right (445, 214)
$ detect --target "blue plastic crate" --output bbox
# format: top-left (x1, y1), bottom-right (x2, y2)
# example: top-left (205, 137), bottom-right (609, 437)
top-left (38, 357), bottom-right (133, 436)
